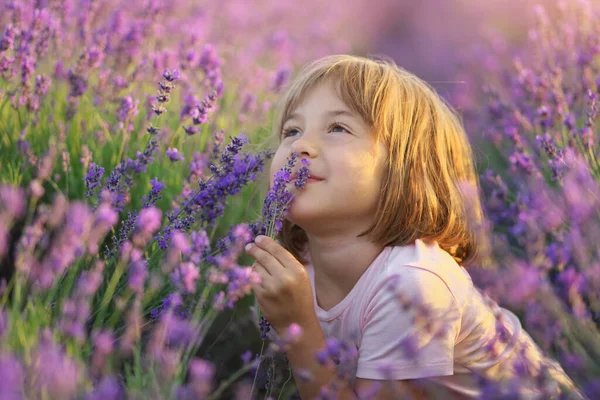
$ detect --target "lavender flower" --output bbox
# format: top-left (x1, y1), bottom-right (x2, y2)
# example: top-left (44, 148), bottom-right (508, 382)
top-left (0, 24), bottom-right (18, 52)
top-left (34, 74), bottom-right (51, 96)
top-left (115, 95), bottom-right (140, 132)
top-left (85, 376), bottom-right (124, 400)
top-left (136, 206), bottom-right (162, 234)
top-left (0, 184), bottom-right (26, 219)
top-left (84, 163), bottom-right (105, 198)
top-left (0, 354), bottom-right (24, 399)
top-left (166, 147), bottom-right (184, 162)
top-left (272, 66), bottom-right (291, 92)
top-left (260, 152), bottom-right (311, 236)
top-left (170, 262), bottom-right (200, 293)
top-left (142, 177), bottom-right (166, 208)
top-left (29, 340), bottom-right (81, 399)
top-left (156, 136), bottom-right (270, 249)
top-left (188, 358), bottom-right (215, 398)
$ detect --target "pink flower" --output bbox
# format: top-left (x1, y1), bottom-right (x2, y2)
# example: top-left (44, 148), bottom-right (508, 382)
top-left (137, 206), bottom-right (162, 233)
top-left (286, 323), bottom-right (303, 342)
top-left (171, 262), bottom-right (200, 293)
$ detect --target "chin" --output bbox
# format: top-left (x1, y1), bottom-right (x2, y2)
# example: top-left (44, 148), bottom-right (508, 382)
top-left (285, 204), bottom-right (324, 228)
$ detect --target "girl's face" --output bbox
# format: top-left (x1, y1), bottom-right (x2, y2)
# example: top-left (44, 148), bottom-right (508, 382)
top-left (270, 78), bottom-right (388, 232)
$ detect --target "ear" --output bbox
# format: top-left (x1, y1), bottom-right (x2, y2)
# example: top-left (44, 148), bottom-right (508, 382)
top-left (354, 377), bottom-right (428, 400)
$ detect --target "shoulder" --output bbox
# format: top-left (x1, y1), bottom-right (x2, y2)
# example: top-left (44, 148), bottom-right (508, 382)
top-left (375, 239), bottom-right (472, 308)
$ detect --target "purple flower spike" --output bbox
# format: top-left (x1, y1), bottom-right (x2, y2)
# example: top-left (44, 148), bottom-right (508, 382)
top-left (259, 152), bottom-right (311, 237)
top-left (0, 355), bottom-right (24, 399)
top-left (30, 341), bottom-right (81, 399)
top-left (137, 206), bottom-right (162, 234)
top-left (295, 158), bottom-right (311, 189)
top-left (166, 147), bottom-right (184, 162)
top-left (0, 184), bottom-right (26, 218)
top-left (84, 163), bottom-right (104, 198)
top-left (171, 261), bottom-right (200, 293)
top-left (163, 68), bottom-right (180, 82)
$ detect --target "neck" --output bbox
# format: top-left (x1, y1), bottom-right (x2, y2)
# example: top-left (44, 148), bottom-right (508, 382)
top-left (305, 229), bottom-right (385, 307)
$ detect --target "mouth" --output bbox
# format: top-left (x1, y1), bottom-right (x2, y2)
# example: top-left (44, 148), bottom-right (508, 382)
top-left (289, 173), bottom-right (324, 183)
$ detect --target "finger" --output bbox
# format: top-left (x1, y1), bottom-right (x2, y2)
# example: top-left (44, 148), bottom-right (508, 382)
top-left (253, 235), bottom-right (298, 269)
top-left (251, 268), bottom-right (274, 299)
top-left (246, 242), bottom-right (282, 276)
top-left (252, 261), bottom-right (271, 287)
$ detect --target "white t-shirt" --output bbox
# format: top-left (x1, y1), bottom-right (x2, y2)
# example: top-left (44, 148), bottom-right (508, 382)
top-left (302, 239), bottom-right (580, 399)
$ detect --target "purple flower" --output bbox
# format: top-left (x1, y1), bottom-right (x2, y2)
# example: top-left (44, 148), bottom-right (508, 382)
top-left (166, 316), bottom-right (198, 348)
top-left (75, 262), bottom-right (105, 297)
top-left (171, 262), bottom-right (200, 293)
top-left (163, 68), bottom-right (180, 82)
top-left (294, 157), bottom-right (311, 189)
top-left (156, 138), bottom-right (270, 249)
top-left (137, 206), bottom-right (162, 234)
top-left (259, 152), bottom-right (311, 236)
top-left (259, 315), bottom-right (271, 340)
top-left (34, 74), bottom-right (51, 96)
top-left (188, 152), bottom-right (208, 182)
top-left (142, 177), bottom-right (166, 207)
top-left (85, 163), bottom-right (105, 198)
top-left (115, 95), bottom-right (140, 131)
top-left (85, 376), bottom-right (124, 400)
top-left (190, 91), bottom-right (218, 125)
top-left (58, 298), bottom-right (90, 343)
top-left (30, 341), bottom-right (81, 399)
top-left (0, 24), bottom-right (18, 52)
top-left (68, 68), bottom-right (88, 97)
top-left (188, 358), bottom-right (215, 398)
top-left (95, 202), bottom-right (119, 226)
top-left (272, 65), bottom-right (291, 92)
top-left (0, 184), bottom-right (25, 218)
top-left (0, 354), bottom-right (24, 399)
top-left (128, 256), bottom-right (147, 293)
top-left (166, 147), bottom-right (184, 162)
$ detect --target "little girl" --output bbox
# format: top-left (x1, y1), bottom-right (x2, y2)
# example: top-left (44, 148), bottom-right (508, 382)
top-left (244, 54), bottom-right (581, 399)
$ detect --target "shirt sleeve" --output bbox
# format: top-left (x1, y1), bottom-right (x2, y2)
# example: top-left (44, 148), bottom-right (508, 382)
top-left (356, 265), bottom-right (461, 380)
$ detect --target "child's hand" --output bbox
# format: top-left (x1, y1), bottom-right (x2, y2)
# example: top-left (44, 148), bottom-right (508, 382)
top-left (245, 235), bottom-right (317, 333)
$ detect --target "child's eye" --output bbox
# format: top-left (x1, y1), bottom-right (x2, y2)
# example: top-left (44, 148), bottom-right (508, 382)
top-left (329, 122), bottom-right (350, 134)
top-left (281, 127), bottom-right (300, 138)
top-left (280, 122), bottom-right (351, 139)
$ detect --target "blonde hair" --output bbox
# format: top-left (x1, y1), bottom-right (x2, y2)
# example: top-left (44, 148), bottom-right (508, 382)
top-left (268, 54), bottom-right (484, 267)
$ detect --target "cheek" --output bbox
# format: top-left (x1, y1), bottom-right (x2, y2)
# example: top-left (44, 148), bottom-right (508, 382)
top-left (269, 147), bottom-right (288, 186)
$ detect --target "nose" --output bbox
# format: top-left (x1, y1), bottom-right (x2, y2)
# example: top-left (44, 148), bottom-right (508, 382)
top-left (290, 136), bottom-right (319, 158)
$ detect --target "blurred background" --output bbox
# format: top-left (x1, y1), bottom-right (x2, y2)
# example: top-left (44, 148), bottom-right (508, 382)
top-left (1, 0), bottom-right (599, 398)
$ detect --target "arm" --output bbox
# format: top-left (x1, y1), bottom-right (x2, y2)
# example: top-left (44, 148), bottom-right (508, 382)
top-left (285, 317), bottom-right (358, 400)
top-left (285, 319), bottom-right (427, 400)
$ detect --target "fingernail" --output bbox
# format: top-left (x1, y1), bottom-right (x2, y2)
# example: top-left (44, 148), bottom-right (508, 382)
top-left (245, 243), bottom-right (253, 252)
top-left (255, 236), bottom-right (264, 244)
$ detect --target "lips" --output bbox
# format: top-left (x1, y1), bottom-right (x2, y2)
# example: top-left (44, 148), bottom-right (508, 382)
top-left (290, 172), bottom-right (324, 181)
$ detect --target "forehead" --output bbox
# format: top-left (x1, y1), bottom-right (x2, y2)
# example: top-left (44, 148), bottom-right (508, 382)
top-left (283, 78), bottom-right (352, 121)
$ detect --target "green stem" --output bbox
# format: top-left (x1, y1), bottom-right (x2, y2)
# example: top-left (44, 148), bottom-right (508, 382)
top-left (206, 361), bottom-right (258, 400)
top-left (92, 259), bottom-right (126, 330)
top-left (250, 340), bottom-right (266, 399)
top-left (0, 278), bottom-right (15, 306)
top-left (277, 365), bottom-right (293, 400)
top-left (105, 288), bottom-right (134, 329)
top-left (265, 356), bottom-right (275, 400)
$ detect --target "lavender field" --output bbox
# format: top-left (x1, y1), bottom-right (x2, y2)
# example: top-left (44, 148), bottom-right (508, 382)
top-left (0, 0), bottom-right (599, 398)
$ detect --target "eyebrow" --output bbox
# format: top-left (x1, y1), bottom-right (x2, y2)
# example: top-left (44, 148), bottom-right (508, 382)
top-left (283, 109), bottom-right (357, 124)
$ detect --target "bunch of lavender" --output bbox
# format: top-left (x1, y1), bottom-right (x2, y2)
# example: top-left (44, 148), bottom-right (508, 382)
top-left (242, 152), bottom-right (311, 398)
top-left (255, 151), bottom-right (311, 238)
top-left (452, 1), bottom-right (600, 397)
top-left (248, 151), bottom-right (310, 322)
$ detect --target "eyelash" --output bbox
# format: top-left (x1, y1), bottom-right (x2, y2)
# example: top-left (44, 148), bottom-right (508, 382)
top-left (280, 121), bottom-right (350, 138)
